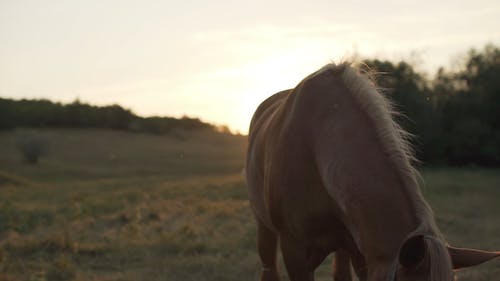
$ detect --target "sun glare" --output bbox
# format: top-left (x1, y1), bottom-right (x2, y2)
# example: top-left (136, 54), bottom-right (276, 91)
top-left (235, 59), bottom-right (310, 134)
top-left (233, 45), bottom-right (347, 134)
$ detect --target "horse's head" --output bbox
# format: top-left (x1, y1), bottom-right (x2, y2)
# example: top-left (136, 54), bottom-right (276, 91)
top-left (392, 235), bottom-right (500, 281)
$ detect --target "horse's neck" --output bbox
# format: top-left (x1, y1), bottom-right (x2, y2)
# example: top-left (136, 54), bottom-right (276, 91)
top-left (310, 88), bottom-right (424, 261)
top-left (331, 147), bottom-right (421, 260)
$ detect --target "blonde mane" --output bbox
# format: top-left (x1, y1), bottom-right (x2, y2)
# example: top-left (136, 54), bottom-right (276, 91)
top-left (342, 63), bottom-right (418, 186)
top-left (338, 62), bottom-right (442, 227)
top-left (310, 63), bottom-right (420, 194)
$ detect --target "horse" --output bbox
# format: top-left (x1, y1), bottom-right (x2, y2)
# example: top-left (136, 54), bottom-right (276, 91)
top-left (245, 63), bottom-right (500, 281)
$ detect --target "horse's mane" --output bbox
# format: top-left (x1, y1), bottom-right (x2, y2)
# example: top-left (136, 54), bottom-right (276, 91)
top-left (310, 63), bottom-right (453, 280)
top-left (311, 62), bottom-right (419, 188)
top-left (308, 62), bottom-right (428, 209)
top-left (424, 235), bottom-right (454, 281)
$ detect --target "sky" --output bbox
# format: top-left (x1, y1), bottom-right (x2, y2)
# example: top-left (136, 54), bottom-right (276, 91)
top-left (1, 0), bottom-right (499, 133)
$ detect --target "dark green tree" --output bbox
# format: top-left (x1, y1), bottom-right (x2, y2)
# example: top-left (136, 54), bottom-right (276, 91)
top-left (436, 44), bottom-right (500, 165)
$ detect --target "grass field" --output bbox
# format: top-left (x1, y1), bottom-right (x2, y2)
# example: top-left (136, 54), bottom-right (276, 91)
top-left (0, 129), bottom-right (499, 281)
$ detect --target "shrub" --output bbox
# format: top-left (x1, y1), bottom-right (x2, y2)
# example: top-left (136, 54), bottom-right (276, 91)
top-left (15, 130), bottom-right (47, 165)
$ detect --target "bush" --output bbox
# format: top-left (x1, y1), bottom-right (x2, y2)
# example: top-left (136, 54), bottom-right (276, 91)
top-left (15, 130), bottom-right (47, 165)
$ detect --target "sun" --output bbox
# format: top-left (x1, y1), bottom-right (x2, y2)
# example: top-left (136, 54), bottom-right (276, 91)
top-left (185, 46), bottom-right (341, 134)
top-left (234, 60), bottom-right (306, 134)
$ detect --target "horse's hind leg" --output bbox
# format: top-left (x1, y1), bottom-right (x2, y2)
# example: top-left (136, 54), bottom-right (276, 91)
top-left (257, 219), bottom-right (280, 281)
top-left (333, 249), bottom-right (352, 281)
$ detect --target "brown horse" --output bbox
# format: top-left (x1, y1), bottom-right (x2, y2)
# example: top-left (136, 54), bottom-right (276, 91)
top-left (245, 63), bottom-right (500, 281)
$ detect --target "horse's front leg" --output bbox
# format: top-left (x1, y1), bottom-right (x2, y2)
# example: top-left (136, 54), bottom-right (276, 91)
top-left (349, 246), bottom-right (367, 281)
top-left (333, 249), bottom-right (352, 281)
top-left (280, 235), bottom-right (320, 281)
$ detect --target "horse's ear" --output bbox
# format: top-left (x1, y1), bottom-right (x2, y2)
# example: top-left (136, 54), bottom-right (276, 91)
top-left (399, 235), bottom-right (427, 269)
top-left (447, 246), bottom-right (500, 269)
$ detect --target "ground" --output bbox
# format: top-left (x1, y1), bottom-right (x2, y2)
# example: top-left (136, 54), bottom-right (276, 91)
top-left (0, 129), bottom-right (499, 281)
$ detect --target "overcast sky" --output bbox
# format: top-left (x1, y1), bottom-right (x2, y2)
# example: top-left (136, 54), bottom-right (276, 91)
top-left (1, 0), bottom-right (499, 133)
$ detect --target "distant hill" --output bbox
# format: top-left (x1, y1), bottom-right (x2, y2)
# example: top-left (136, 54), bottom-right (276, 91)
top-left (0, 97), bottom-right (220, 135)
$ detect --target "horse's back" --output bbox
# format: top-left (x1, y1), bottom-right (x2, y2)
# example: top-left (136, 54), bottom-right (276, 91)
top-left (248, 89), bottom-right (290, 138)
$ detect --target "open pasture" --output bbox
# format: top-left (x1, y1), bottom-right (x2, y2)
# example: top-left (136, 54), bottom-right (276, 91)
top-left (0, 129), bottom-right (499, 280)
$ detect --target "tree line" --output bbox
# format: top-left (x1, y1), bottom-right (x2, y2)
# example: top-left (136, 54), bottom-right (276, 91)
top-left (364, 44), bottom-right (500, 166)
top-left (0, 98), bottom-right (214, 135)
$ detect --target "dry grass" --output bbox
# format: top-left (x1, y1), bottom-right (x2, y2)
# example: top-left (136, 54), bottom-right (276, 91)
top-left (0, 129), bottom-right (499, 280)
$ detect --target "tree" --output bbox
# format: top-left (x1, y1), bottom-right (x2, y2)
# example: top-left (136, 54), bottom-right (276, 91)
top-left (435, 44), bottom-right (500, 165)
